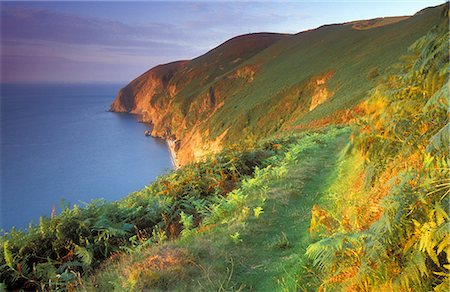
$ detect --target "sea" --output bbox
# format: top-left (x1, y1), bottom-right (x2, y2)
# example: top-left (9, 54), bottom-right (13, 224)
top-left (0, 83), bottom-right (173, 231)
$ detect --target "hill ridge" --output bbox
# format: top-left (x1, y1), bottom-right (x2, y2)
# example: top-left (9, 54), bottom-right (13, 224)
top-left (110, 3), bottom-right (447, 166)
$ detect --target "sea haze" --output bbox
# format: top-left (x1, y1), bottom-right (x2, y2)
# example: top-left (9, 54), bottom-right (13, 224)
top-left (0, 84), bottom-right (173, 230)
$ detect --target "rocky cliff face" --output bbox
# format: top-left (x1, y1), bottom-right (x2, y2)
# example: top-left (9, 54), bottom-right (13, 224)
top-left (111, 60), bottom-right (187, 137)
top-left (111, 61), bottom-right (186, 114)
top-left (110, 5), bottom-right (445, 166)
top-left (110, 33), bottom-right (288, 165)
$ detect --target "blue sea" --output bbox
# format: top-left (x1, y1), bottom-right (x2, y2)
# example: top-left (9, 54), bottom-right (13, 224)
top-left (0, 84), bottom-right (173, 231)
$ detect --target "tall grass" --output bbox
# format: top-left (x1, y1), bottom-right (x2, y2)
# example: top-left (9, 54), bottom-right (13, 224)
top-left (305, 14), bottom-right (449, 290)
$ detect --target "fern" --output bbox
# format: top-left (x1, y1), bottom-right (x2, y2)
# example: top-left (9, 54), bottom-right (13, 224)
top-left (426, 123), bottom-right (450, 155)
top-left (253, 206), bottom-right (264, 218)
top-left (306, 233), bottom-right (359, 272)
top-left (306, 15), bottom-right (450, 290)
top-left (179, 211), bottom-right (194, 237)
top-left (74, 245), bottom-right (93, 267)
top-left (394, 250), bottom-right (428, 290)
top-left (2, 241), bottom-right (13, 270)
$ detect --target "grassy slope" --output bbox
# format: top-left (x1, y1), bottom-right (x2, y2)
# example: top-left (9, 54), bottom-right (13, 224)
top-left (88, 129), bottom-right (349, 291)
top-left (2, 4), bottom-right (446, 291)
top-left (92, 10), bottom-right (448, 285)
top-left (76, 10), bottom-right (450, 289)
top-left (207, 4), bottom-right (444, 140)
top-left (111, 4), bottom-right (445, 166)
top-left (174, 33), bottom-right (290, 106)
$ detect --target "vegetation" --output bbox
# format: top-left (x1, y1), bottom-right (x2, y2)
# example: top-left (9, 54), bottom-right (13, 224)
top-left (0, 140), bottom-right (288, 290)
top-left (305, 16), bottom-right (449, 291)
top-left (82, 127), bottom-right (351, 291)
top-left (1, 3), bottom-right (448, 291)
top-left (111, 4), bottom-right (445, 166)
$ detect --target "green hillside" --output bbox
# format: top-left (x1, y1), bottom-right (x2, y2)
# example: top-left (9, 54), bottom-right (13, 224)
top-left (214, 4), bottom-right (443, 134)
top-left (111, 4), bottom-right (446, 166)
top-left (1, 3), bottom-right (448, 291)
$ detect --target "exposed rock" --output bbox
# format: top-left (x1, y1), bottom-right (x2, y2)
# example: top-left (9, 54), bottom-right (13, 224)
top-left (110, 33), bottom-right (288, 166)
top-left (309, 71), bottom-right (335, 112)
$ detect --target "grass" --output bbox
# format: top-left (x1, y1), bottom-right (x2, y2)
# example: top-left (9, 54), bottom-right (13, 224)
top-left (0, 144), bottom-right (280, 290)
top-left (86, 129), bottom-right (350, 291)
top-left (216, 134), bottom-right (348, 291)
top-left (210, 4), bottom-right (443, 136)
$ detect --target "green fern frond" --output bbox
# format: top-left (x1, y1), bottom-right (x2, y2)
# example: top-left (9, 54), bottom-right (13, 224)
top-left (2, 241), bottom-right (13, 269)
top-left (426, 123), bottom-right (450, 155)
top-left (74, 245), bottom-right (93, 266)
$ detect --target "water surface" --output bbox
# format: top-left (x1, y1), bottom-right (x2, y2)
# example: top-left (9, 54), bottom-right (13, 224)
top-left (1, 84), bottom-right (172, 230)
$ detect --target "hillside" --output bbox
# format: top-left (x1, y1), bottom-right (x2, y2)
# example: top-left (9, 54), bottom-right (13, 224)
top-left (1, 3), bottom-right (448, 291)
top-left (110, 4), bottom-right (445, 166)
top-left (110, 32), bottom-right (289, 165)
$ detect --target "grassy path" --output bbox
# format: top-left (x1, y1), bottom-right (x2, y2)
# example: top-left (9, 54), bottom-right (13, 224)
top-left (88, 132), bottom-right (349, 291)
top-left (224, 134), bottom-right (348, 291)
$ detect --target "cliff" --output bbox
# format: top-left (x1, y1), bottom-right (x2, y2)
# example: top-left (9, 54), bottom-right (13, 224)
top-left (110, 4), bottom-right (446, 166)
top-left (111, 33), bottom-right (289, 165)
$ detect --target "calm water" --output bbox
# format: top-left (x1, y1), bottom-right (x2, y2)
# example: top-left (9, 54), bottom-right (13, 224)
top-left (1, 84), bottom-right (173, 230)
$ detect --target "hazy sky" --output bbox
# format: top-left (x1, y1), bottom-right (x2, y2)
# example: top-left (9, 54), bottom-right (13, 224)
top-left (1, 1), bottom-right (445, 84)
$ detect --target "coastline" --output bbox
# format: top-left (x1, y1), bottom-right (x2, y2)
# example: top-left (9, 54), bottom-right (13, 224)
top-left (167, 139), bottom-right (180, 169)
top-left (135, 114), bottom-right (179, 169)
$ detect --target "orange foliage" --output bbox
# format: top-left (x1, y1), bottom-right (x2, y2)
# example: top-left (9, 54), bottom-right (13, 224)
top-left (326, 266), bottom-right (359, 286)
top-left (310, 205), bottom-right (339, 234)
top-left (196, 224), bottom-right (216, 234)
top-left (289, 105), bottom-right (366, 132)
top-left (122, 246), bottom-right (192, 286)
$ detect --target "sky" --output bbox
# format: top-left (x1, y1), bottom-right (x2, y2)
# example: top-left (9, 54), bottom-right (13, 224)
top-left (0, 1), bottom-right (445, 84)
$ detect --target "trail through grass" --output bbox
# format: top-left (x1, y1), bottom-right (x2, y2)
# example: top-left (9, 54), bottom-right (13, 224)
top-left (223, 135), bottom-right (347, 290)
top-left (177, 133), bottom-right (349, 291)
top-left (87, 132), bottom-right (349, 291)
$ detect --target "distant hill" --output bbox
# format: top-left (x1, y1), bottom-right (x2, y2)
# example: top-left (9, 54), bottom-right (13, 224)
top-left (111, 3), bottom-right (447, 166)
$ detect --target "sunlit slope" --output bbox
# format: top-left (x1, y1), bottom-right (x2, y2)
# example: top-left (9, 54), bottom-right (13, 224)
top-left (111, 32), bottom-right (288, 114)
top-left (207, 4), bottom-right (445, 138)
top-left (1, 4), bottom-right (447, 289)
top-left (111, 4), bottom-right (447, 165)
